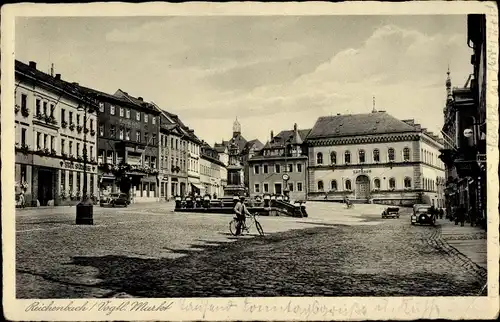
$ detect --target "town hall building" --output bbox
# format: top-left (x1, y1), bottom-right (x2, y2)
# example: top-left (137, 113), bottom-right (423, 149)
top-left (305, 110), bottom-right (446, 206)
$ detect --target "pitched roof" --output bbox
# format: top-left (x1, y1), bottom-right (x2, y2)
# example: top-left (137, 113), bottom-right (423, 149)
top-left (275, 129), bottom-right (311, 145)
top-left (213, 143), bottom-right (228, 153)
top-left (307, 112), bottom-right (417, 139)
top-left (113, 89), bottom-right (159, 114)
top-left (15, 60), bottom-right (97, 107)
top-left (243, 139), bottom-right (264, 152)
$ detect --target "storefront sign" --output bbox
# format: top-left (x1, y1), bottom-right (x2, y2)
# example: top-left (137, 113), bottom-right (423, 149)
top-left (353, 169), bottom-right (371, 174)
top-left (63, 161), bottom-right (91, 172)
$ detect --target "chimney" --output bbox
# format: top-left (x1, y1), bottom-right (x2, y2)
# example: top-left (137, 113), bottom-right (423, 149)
top-left (28, 61), bottom-right (37, 69)
top-left (55, 74), bottom-right (61, 80)
top-left (270, 130), bottom-right (274, 139)
top-left (138, 97), bottom-right (143, 101)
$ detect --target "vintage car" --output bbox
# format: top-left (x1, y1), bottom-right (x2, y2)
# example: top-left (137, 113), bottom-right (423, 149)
top-left (382, 207), bottom-right (400, 219)
top-left (411, 206), bottom-right (435, 225)
top-left (413, 204), bottom-right (431, 215)
top-left (99, 192), bottom-right (129, 207)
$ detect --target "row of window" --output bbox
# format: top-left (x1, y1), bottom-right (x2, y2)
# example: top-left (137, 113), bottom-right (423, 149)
top-left (254, 182), bottom-right (304, 194)
top-left (99, 103), bottom-right (156, 125)
top-left (60, 109), bottom-right (95, 129)
top-left (421, 148), bottom-right (443, 168)
top-left (97, 150), bottom-right (157, 168)
top-left (98, 124), bottom-right (157, 145)
top-left (253, 163), bottom-right (303, 175)
top-left (60, 170), bottom-right (95, 195)
top-left (160, 134), bottom-right (190, 152)
top-left (189, 159), bottom-right (199, 173)
top-left (316, 147), bottom-right (411, 165)
top-left (201, 164), bottom-right (220, 177)
top-left (317, 177), bottom-right (413, 192)
top-left (422, 177), bottom-right (444, 192)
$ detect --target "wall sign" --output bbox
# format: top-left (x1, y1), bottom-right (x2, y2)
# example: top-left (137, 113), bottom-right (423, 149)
top-left (353, 169), bottom-right (371, 174)
top-left (63, 161), bottom-right (92, 172)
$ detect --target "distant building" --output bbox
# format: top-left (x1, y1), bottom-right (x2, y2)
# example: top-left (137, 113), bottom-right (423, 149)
top-left (248, 123), bottom-right (310, 200)
top-left (200, 141), bottom-right (227, 197)
top-left (155, 106), bottom-right (189, 199)
top-left (306, 111), bottom-right (445, 206)
top-left (214, 118), bottom-right (264, 194)
top-left (14, 60), bottom-right (99, 206)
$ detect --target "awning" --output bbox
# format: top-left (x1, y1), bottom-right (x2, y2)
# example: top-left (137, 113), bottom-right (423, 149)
top-left (191, 183), bottom-right (205, 194)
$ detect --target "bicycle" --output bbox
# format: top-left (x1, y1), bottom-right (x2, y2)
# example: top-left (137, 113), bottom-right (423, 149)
top-left (229, 211), bottom-right (264, 237)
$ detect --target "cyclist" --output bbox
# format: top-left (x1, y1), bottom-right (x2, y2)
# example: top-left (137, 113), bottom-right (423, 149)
top-left (234, 196), bottom-right (251, 235)
top-left (343, 195), bottom-right (352, 208)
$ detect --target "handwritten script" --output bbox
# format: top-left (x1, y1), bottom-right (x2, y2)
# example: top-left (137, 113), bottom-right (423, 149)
top-left (24, 298), bottom-right (440, 319)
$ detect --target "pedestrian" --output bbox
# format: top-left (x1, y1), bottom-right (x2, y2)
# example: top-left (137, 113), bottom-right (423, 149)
top-left (439, 208), bottom-right (444, 219)
top-left (18, 190), bottom-right (25, 208)
top-left (233, 196), bottom-right (250, 236)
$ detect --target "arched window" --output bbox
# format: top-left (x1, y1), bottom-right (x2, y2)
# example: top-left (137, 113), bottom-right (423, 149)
top-left (330, 180), bottom-right (337, 191)
top-left (403, 147), bottom-right (410, 161)
top-left (345, 179), bottom-right (352, 190)
top-left (317, 180), bottom-right (324, 191)
top-left (359, 149), bottom-right (366, 163)
top-left (330, 151), bottom-right (337, 164)
top-left (374, 178), bottom-right (381, 189)
top-left (344, 151), bottom-right (351, 164)
top-left (389, 177), bottom-right (396, 189)
top-left (388, 148), bottom-right (395, 162)
top-left (373, 149), bottom-right (380, 162)
top-left (316, 152), bottom-right (323, 165)
top-left (404, 177), bottom-right (412, 188)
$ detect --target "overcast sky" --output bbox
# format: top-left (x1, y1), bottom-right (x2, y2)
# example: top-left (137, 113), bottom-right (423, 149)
top-left (16, 15), bottom-right (472, 145)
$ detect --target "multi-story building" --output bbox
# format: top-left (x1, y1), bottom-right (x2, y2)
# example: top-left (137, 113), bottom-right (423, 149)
top-left (214, 118), bottom-right (263, 193)
top-left (439, 14), bottom-right (487, 225)
top-left (248, 124), bottom-right (310, 200)
top-left (14, 60), bottom-right (98, 206)
top-left (86, 89), bottom-right (161, 203)
top-left (155, 105), bottom-right (189, 199)
top-left (200, 141), bottom-right (227, 197)
top-left (159, 110), bottom-right (202, 196)
top-left (214, 142), bottom-right (229, 192)
top-left (306, 111), bottom-right (445, 206)
top-left (77, 87), bottom-right (159, 202)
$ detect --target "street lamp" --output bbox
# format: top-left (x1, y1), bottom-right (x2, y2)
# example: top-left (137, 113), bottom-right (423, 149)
top-left (76, 103), bottom-right (95, 225)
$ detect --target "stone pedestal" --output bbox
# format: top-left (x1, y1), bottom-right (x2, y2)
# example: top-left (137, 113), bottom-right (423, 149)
top-left (224, 165), bottom-right (245, 197)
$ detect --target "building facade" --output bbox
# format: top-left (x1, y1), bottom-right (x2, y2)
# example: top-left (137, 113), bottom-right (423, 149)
top-left (88, 89), bottom-right (161, 203)
top-left (248, 124), bottom-right (310, 201)
top-left (200, 142), bottom-right (226, 197)
top-left (306, 112), bottom-right (445, 206)
top-left (157, 107), bottom-right (190, 199)
top-left (14, 60), bottom-right (98, 206)
top-left (439, 14), bottom-right (487, 226)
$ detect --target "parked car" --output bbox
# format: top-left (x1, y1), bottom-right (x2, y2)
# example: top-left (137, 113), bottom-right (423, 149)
top-left (100, 193), bottom-right (129, 207)
top-left (411, 207), bottom-right (435, 226)
top-left (382, 207), bottom-right (400, 219)
top-left (413, 204), bottom-right (430, 215)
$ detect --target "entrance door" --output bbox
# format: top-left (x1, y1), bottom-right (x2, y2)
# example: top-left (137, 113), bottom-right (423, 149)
top-left (355, 175), bottom-right (370, 200)
top-left (38, 169), bottom-right (53, 206)
top-left (274, 183), bottom-right (282, 195)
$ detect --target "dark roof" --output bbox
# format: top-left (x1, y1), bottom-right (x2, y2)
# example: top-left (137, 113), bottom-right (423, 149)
top-left (79, 85), bottom-right (138, 108)
top-left (275, 129), bottom-right (311, 145)
top-left (307, 112), bottom-right (417, 139)
top-left (113, 89), bottom-right (159, 114)
top-left (213, 143), bottom-right (227, 153)
top-left (15, 60), bottom-right (97, 107)
top-left (243, 139), bottom-right (264, 153)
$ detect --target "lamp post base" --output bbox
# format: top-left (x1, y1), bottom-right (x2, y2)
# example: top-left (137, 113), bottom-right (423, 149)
top-left (76, 198), bottom-right (94, 225)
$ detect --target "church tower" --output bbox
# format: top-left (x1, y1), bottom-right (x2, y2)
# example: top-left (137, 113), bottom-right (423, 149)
top-left (444, 66), bottom-right (453, 116)
top-left (232, 117), bottom-right (241, 138)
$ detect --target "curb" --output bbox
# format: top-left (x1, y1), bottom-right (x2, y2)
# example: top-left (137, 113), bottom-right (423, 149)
top-left (427, 224), bottom-right (487, 291)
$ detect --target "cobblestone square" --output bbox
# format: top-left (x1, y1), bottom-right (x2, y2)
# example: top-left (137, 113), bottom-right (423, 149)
top-left (15, 202), bottom-right (487, 298)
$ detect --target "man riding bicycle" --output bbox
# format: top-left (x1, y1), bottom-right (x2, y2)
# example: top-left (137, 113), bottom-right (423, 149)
top-left (234, 196), bottom-right (251, 235)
